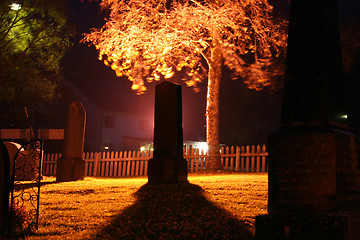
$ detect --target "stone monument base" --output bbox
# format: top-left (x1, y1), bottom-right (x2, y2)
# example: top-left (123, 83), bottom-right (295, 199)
top-left (268, 128), bottom-right (360, 213)
top-left (148, 157), bottom-right (188, 183)
top-left (56, 157), bottom-right (85, 182)
top-left (255, 213), bottom-right (360, 240)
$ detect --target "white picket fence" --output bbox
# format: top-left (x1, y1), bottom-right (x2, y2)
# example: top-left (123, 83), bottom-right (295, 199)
top-left (42, 145), bottom-right (268, 177)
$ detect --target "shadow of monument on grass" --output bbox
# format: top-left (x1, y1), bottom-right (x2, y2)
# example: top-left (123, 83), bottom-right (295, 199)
top-left (92, 182), bottom-right (254, 239)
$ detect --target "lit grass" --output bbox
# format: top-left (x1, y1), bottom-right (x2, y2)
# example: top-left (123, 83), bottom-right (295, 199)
top-left (24, 173), bottom-right (267, 239)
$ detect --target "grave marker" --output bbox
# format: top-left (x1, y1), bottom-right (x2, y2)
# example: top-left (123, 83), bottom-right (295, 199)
top-left (56, 101), bottom-right (86, 182)
top-left (148, 81), bottom-right (188, 183)
top-left (255, 1), bottom-right (360, 239)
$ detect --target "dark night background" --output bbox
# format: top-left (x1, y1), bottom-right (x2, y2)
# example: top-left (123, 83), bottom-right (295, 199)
top-left (60, 0), bottom-right (360, 147)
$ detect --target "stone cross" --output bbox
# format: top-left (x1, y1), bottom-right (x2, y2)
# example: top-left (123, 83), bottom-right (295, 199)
top-left (0, 142), bottom-right (10, 235)
top-left (56, 101), bottom-right (86, 182)
top-left (148, 81), bottom-right (188, 183)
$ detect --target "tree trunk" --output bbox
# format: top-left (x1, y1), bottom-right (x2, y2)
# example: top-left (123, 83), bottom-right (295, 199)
top-left (206, 38), bottom-right (223, 171)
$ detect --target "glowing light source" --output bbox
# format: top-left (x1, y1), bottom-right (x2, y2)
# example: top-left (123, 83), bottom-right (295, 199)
top-left (10, 3), bottom-right (21, 10)
top-left (104, 146), bottom-right (109, 150)
top-left (196, 142), bottom-right (208, 153)
top-left (341, 114), bottom-right (348, 119)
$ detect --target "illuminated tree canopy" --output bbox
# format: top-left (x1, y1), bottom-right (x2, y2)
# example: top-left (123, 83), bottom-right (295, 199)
top-left (83, 0), bottom-right (287, 170)
top-left (0, 0), bottom-right (73, 127)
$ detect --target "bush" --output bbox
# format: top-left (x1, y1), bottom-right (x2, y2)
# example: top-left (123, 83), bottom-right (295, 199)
top-left (8, 201), bottom-right (29, 238)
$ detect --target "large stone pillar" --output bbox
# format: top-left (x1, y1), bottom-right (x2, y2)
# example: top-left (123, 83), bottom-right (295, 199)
top-left (148, 81), bottom-right (188, 183)
top-left (256, 1), bottom-right (360, 239)
top-left (281, 0), bottom-right (346, 125)
top-left (56, 101), bottom-right (86, 182)
top-left (0, 142), bottom-right (10, 236)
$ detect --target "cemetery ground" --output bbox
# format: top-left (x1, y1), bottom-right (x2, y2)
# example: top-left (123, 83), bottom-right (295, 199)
top-left (23, 173), bottom-right (267, 239)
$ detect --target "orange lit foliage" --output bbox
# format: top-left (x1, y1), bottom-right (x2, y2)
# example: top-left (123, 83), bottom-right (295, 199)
top-left (83, 0), bottom-right (287, 171)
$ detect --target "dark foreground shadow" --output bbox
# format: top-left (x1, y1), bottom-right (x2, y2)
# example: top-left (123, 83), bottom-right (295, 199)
top-left (92, 182), bottom-right (254, 240)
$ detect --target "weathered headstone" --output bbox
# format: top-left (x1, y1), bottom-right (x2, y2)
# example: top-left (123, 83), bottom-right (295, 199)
top-left (4, 142), bottom-right (41, 181)
top-left (4, 142), bottom-right (21, 180)
top-left (148, 81), bottom-right (188, 183)
top-left (56, 101), bottom-right (86, 182)
top-left (256, 1), bottom-right (360, 239)
top-left (0, 142), bottom-right (10, 236)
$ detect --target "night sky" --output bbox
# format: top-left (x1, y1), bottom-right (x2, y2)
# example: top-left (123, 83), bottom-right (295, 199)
top-left (62, 0), bottom-right (360, 146)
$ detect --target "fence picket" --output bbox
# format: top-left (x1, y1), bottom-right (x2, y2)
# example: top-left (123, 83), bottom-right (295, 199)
top-left (144, 152), bottom-right (149, 175)
top-left (200, 150), bottom-right (205, 171)
top-left (122, 151), bottom-right (127, 176)
top-left (135, 151), bottom-right (141, 175)
top-left (245, 146), bottom-right (250, 172)
top-left (256, 145), bottom-right (261, 173)
top-left (262, 145), bottom-right (267, 172)
top-left (130, 151), bottom-right (135, 176)
top-left (251, 145), bottom-right (255, 172)
top-left (125, 152), bottom-right (130, 176)
top-left (195, 149), bottom-right (201, 172)
top-left (118, 151), bottom-right (123, 176)
top-left (239, 146), bottom-right (244, 172)
top-left (140, 156), bottom-right (145, 176)
top-left (224, 146), bottom-right (229, 169)
top-left (235, 146), bottom-right (240, 171)
top-left (109, 152), bottom-right (114, 176)
top-left (220, 146), bottom-right (224, 166)
top-left (93, 152), bottom-right (99, 176)
top-left (230, 146), bottom-right (235, 171)
top-left (190, 148), bottom-right (195, 172)
top-left (113, 159), bottom-right (118, 177)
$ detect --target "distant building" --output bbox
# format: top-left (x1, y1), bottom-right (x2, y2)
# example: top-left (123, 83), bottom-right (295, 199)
top-left (62, 69), bottom-right (154, 152)
top-left (101, 110), bottom-right (153, 151)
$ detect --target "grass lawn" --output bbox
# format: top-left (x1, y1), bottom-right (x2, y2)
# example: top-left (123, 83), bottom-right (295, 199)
top-left (23, 173), bottom-right (268, 239)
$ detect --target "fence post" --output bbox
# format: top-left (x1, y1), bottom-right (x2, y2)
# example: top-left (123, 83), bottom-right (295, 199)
top-left (144, 151), bottom-right (151, 175)
top-left (93, 152), bottom-right (100, 177)
top-left (99, 152), bottom-right (105, 176)
top-left (251, 145), bottom-right (255, 172)
top-left (190, 148), bottom-right (195, 172)
top-left (140, 151), bottom-right (145, 176)
top-left (230, 146), bottom-right (235, 171)
top-left (224, 146), bottom-right (229, 170)
top-left (240, 146), bottom-right (244, 172)
top-left (220, 146), bottom-right (224, 167)
top-left (107, 151), bottom-right (113, 176)
top-left (235, 146), bottom-right (240, 171)
top-left (262, 145), bottom-right (267, 172)
top-left (113, 151), bottom-right (119, 177)
top-left (245, 146), bottom-right (250, 172)
top-left (122, 151), bottom-right (127, 176)
top-left (118, 151), bottom-right (123, 177)
top-left (135, 151), bottom-right (140, 176)
top-left (256, 145), bottom-right (261, 172)
top-left (126, 151), bottom-right (131, 176)
top-left (131, 151), bottom-right (136, 176)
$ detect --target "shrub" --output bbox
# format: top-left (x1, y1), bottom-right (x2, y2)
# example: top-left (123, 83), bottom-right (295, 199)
top-left (8, 201), bottom-right (29, 237)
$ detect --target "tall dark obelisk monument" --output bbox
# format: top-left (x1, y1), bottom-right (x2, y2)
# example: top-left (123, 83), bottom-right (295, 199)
top-left (148, 81), bottom-right (188, 183)
top-left (256, 1), bottom-right (360, 239)
top-left (281, 0), bottom-right (346, 125)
